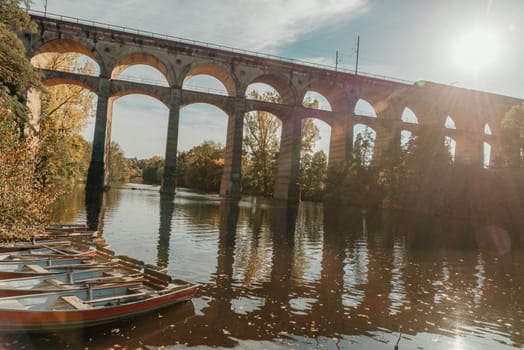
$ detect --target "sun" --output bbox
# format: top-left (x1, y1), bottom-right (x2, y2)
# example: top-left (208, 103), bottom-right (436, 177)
top-left (452, 27), bottom-right (500, 73)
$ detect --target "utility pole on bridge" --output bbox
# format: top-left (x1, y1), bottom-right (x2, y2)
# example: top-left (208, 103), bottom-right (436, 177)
top-left (355, 35), bottom-right (360, 75)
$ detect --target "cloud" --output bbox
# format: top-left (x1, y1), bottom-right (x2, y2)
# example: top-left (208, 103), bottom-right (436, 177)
top-left (35, 0), bottom-right (366, 53)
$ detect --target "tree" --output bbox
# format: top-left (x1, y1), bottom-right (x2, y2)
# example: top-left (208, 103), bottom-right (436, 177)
top-left (108, 142), bottom-right (131, 183)
top-left (37, 54), bottom-right (96, 190)
top-left (242, 91), bottom-right (282, 195)
top-left (0, 0), bottom-right (49, 241)
top-left (324, 128), bottom-right (381, 209)
top-left (141, 156), bottom-right (165, 185)
top-left (0, 0), bottom-right (41, 130)
top-left (298, 112), bottom-right (322, 200)
top-left (501, 103), bottom-right (524, 167)
top-left (176, 141), bottom-right (224, 192)
top-left (299, 150), bottom-right (327, 201)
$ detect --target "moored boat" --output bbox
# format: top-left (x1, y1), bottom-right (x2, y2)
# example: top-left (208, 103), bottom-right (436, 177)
top-left (0, 266), bottom-right (143, 297)
top-left (0, 240), bottom-right (73, 253)
top-left (0, 240), bottom-right (105, 261)
top-left (0, 257), bottom-right (107, 279)
top-left (0, 267), bottom-right (200, 332)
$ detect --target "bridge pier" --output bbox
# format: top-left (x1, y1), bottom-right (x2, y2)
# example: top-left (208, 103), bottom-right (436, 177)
top-left (328, 118), bottom-right (353, 166)
top-left (86, 78), bottom-right (112, 190)
top-left (219, 101), bottom-right (244, 200)
top-left (161, 90), bottom-right (181, 193)
top-left (274, 113), bottom-right (302, 203)
top-left (373, 126), bottom-right (401, 164)
top-left (455, 134), bottom-right (483, 167)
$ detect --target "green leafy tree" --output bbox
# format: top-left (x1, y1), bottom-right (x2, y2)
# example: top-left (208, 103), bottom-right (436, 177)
top-left (108, 142), bottom-right (131, 183)
top-left (0, 0), bottom-right (41, 129)
top-left (324, 128), bottom-right (380, 208)
top-left (374, 128), bottom-right (452, 212)
top-left (0, 9), bottom-right (38, 133)
top-left (501, 103), bottom-right (524, 167)
top-left (141, 156), bottom-right (165, 185)
top-left (242, 91), bottom-right (282, 195)
top-left (177, 141), bottom-right (224, 192)
top-left (300, 150), bottom-right (327, 201)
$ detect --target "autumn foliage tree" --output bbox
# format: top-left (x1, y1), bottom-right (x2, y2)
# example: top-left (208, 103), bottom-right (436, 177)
top-left (0, 0), bottom-right (49, 241)
top-left (38, 54), bottom-right (96, 190)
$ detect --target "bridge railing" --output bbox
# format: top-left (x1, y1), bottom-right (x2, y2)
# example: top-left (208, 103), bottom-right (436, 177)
top-left (28, 10), bottom-right (413, 86)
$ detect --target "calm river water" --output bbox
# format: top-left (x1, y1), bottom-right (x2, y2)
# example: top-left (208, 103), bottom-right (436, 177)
top-left (1, 184), bottom-right (523, 350)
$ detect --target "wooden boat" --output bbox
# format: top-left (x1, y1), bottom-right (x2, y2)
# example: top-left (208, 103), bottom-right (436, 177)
top-left (0, 267), bottom-right (200, 332)
top-left (0, 240), bottom-right (73, 253)
top-left (0, 228), bottom-right (104, 255)
top-left (35, 229), bottom-right (102, 242)
top-left (0, 266), bottom-right (143, 297)
top-left (0, 250), bottom-right (92, 261)
top-left (0, 240), bottom-right (103, 261)
top-left (45, 224), bottom-right (89, 232)
top-left (0, 249), bottom-right (146, 280)
top-left (0, 257), bottom-right (107, 279)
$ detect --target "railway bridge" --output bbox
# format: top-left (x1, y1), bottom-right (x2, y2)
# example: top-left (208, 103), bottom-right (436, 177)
top-left (20, 12), bottom-right (522, 202)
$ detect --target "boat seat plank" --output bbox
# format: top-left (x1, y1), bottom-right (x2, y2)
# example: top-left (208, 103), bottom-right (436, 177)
top-left (47, 262), bottom-right (105, 270)
top-left (84, 291), bottom-right (148, 304)
top-left (25, 264), bottom-right (50, 273)
top-left (46, 278), bottom-right (66, 288)
top-left (61, 296), bottom-right (90, 310)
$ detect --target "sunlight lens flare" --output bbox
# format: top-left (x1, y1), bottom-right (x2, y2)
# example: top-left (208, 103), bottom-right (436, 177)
top-left (452, 27), bottom-right (500, 73)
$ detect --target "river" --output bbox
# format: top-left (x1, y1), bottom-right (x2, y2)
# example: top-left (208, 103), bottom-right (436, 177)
top-left (1, 183), bottom-right (523, 349)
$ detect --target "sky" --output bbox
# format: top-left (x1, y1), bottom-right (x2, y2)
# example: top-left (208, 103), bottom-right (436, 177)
top-left (29, 0), bottom-right (524, 158)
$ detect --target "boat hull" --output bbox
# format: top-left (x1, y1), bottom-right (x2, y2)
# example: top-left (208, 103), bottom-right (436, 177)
top-left (0, 284), bottom-right (199, 332)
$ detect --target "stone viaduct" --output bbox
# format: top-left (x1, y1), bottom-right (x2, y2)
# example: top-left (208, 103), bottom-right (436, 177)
top-left (20, 13), bottom-right (523, 203)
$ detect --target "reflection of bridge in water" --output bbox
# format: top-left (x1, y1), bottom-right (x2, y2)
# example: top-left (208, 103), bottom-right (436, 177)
top-left (174, 204), bottom-right (523, 348)
top-left (81, 191), bottom-right (523, 348)
top-left (21, 12), bottom-right (523, 203)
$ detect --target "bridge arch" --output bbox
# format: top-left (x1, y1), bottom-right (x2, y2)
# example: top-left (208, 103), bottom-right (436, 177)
top-left (483, 142), bottom-right (492, 168)
top-left (111, 52), bottom-right (173, 86)
top-left (445, 115), bottom-right (457, 129)
top-left (182, 63), bottom-right (236, 96)
top-left (110, 86), bottom-right (171, 108)
top-left (354, 98), bottom-right (377, 118)
top-left (400, 129), bottom-right (413, 150)
top-left (484, 123), bottom-right (493, 135)
top-left (353, 123), bottom-right (376, 165)
top-left (42, 77), bottom-right (97, 94)
top-left (401, 106), bottom-right (419, 124)
top-left (444, 135), bottom-right (456, 161)
top-left (246, 73), bottom-right (296, 105)
top-left (301, 80), bottom-right (349, 112)
top-left (178, 103), bottom-right (229, 160)
top-left (181, 93), bottom-right (229, 112)
top-left (180, 98), bottom-right (229, 114)
top-left (483, 122), bottom-right (495, 167)
top-left (108, 94), bottom-right (170, 166)
top-left (245, 105), bottom-right (285, 121)
top-left (302, 91), bottom-right (332, 112)
top-left (30, 38), bottom-right (105, 76)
